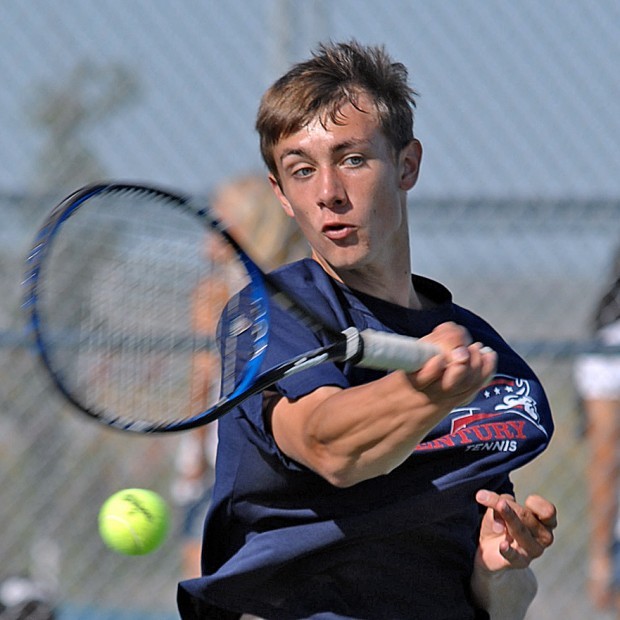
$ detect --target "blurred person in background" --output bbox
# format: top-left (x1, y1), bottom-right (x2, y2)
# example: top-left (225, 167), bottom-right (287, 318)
top-left (171, 174), bottom-right (308, 579)
top-left (574, 245), bottom-right (620, 613)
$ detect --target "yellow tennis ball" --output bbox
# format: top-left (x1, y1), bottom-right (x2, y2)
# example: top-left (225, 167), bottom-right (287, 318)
top-left (98, 488), bottom-right (170, 556)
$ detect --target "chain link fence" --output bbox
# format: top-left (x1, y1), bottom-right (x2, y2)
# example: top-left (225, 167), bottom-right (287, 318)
top-left (1, 2), bottom-right (620, 618)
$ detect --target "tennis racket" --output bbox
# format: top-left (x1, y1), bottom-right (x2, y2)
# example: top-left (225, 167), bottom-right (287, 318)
top-left (23, 182), bottom-right (440, 434)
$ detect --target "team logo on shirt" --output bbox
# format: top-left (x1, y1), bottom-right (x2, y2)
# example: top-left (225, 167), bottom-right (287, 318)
top-left (415, 375), bottom-right (548, 453)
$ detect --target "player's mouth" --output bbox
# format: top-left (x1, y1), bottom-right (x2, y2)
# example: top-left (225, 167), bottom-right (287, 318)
top-left (322, 222), bottom-right (355, 241)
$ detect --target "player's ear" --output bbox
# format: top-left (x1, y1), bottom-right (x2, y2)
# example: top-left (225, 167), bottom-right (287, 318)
top-left (399, 139), bottom-right (422, 191)
top-left (268, 174), bottom-right (295, 218)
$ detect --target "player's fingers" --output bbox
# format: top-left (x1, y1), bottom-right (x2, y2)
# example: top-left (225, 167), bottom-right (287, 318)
top-left (409, 352), bottom-right (448, 388)
top-left (494, 496), bottom-right (549, 558)
top-left (426, 321), bottom-right (472, 347)
top-left (408, 337), bottom-right (496, 411)
top-left (412, 323), bottom-right (469, 387)
top-left (477, 343), bottom-right (498, 384)
top-left (498, 539), bottom-right (531, 568)
top-left (421, 322), bottom-right (474, 361)
top-left (477, 490), bottom-right (539, 546)
top-left (466, 341), bottom-right (497, 375)
top-left (502, 494), bottom-right (556, 547)
top-left (435, 343), bottom-right (496, 404)
top-left (476, 489), bottom-right (504, 509)
top-left (524, 494), bottom-right (558, 529)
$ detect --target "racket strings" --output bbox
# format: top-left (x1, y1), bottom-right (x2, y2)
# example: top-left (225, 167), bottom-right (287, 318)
top-left (75, 226), bottom-right (187, 422)
top-left (28, 184), bottom-right (275, 431)
top-left (38, 191), bottom-right (253, 427)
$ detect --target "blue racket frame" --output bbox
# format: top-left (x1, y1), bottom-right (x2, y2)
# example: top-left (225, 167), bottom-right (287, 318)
top-left (23, 182), bottom-right (271, 432)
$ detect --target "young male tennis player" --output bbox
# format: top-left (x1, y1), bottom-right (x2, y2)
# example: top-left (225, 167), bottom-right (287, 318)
top-left (178, 40), bottom-right (556, 619)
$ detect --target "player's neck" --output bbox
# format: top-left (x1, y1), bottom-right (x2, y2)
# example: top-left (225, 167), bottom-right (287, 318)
top-left (312, 255), bottom-right (423, 310)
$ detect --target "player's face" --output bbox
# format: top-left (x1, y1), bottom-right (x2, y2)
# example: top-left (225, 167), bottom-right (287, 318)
top-left (269, 93), bottom-right (421, 283)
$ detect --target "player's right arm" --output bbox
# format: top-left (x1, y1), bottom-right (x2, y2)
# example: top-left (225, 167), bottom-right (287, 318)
top-left (268, 322), bottom-right (497, 487)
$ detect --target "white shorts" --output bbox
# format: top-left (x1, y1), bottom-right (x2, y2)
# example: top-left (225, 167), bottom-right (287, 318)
top-left (574, 321), bottom-right (620, 400)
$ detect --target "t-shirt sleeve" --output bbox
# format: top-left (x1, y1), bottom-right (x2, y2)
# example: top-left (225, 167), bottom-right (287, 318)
top-left (217, 293), bottom-right (351, 465)
top-left (264, 302), bottom-right (351, 399)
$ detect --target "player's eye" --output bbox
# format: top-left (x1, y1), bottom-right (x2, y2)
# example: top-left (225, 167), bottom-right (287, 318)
top-left (343, 155), bottom-right (365, 167)
top-left (291, 165), bottom-right (314, 178)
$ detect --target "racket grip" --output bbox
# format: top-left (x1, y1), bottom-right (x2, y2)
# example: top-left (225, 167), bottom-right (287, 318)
top-left (348, 328), bottom-right (440, 372)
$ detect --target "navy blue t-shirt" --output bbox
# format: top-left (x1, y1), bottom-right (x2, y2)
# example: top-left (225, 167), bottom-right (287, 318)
top-left (178, 259), bottom-right (553, 620)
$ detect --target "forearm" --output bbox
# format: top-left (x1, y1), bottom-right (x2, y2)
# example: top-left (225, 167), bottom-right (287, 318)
top-left (470, 565), bottom-right (538, 620)
top-left (273, 370), bottom-right (451, 487)
top-left (271, 329), bottom-right (496, 488)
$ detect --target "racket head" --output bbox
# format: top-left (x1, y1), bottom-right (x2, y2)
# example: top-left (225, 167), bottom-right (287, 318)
top-left (23, 182), bottom-right (270, 432)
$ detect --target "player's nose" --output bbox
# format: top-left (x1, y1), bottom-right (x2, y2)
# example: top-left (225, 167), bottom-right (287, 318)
top-left (316, 169), bottom-right (347, 210)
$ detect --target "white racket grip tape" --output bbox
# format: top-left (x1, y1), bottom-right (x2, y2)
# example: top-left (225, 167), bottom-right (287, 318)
top-left (342, 327), bottom-right (440, 372)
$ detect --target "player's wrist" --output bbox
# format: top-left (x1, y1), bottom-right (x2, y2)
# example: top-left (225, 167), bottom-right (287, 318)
top-left (470, 563), bottom-right (537, 619)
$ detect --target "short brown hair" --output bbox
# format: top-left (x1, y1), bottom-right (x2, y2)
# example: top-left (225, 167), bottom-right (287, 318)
top-left (256, 40), bottom-right (418, 180)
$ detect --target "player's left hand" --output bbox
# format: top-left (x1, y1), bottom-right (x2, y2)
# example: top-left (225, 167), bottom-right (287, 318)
top-left (475, 489), bottom-right (557, 572)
